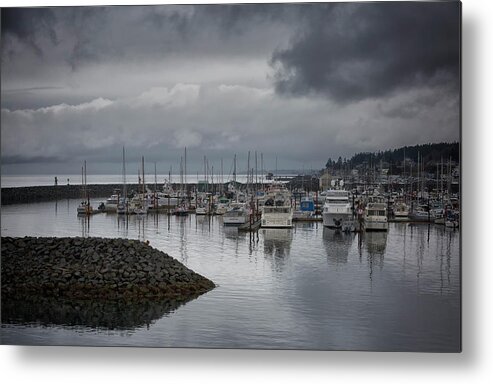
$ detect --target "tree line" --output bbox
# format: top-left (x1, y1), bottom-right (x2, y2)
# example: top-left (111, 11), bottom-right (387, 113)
top-left (325, 142), bottom-right (459, 171)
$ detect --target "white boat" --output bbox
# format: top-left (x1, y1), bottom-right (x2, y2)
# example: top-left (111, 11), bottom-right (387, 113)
top-left (77, 201), bottom-right (93, 215)
top-left (215, 196), bottom-right (230, 215)
top-left (195, 204), bottom-right (210, 215)
top-left (260, 183), bottom-right (293, 228)
top-left (322, 190), bottom-right (353, 230)
top-left (223, 202), bottom-right (249, 226)
top-left (409, 205), bottom-right (435, 222)
top-left (364, 202), bottom-right (388, 231)
top-left (105, 191), bottom-right (121, 212)
top-left (393, 201), bottom-right (409, 219)
top-left (77, 160), bottom-right (93, 215)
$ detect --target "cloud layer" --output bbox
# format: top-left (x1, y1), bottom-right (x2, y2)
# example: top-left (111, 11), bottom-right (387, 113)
top-left (1, 3), bottom-right (460, 174)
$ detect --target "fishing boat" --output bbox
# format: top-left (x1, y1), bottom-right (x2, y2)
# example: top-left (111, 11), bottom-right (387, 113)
top-left (322, 190), bottom-right (353, 230)
top-left (293, 196), bottom-right (315, 220)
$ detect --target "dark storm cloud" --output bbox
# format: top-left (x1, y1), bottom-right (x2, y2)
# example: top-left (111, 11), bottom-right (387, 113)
top-left (271, 2), bottom-right (460, 103)
top-left (1, 3), bottom-right (460, 174)
top-left (1, 8), bottom-right (58, 57)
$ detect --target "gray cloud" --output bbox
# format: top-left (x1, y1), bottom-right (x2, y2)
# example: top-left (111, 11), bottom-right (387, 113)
top-left (271, 2), bottom-right (460, 103)
top-left (0, 3), bottom-right (460, 174)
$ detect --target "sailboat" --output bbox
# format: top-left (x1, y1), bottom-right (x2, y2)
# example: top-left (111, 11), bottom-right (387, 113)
top-left (132, 156), bottom-right (149, 215)
top-left (117, 147), bottom-right (129, 215)
top-left (77, 160), bottom-right (93, 215)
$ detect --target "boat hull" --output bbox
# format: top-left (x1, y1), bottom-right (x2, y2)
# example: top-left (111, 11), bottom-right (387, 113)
top-left (322, 212), bottom-right (352, 229)
top-left (365, 221), bottom-right (389, 231)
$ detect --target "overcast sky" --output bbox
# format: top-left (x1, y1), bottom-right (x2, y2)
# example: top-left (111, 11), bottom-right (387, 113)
top-left (1, 2), bottom-right (460, 175)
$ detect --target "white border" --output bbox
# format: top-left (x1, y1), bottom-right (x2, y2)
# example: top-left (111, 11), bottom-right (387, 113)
top-left (2, 0), bottom-right (492, 383)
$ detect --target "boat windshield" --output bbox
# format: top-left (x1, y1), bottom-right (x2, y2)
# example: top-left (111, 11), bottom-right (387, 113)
top-left (325, 199), bottom-right (348, 204)
top-left (367, 210), bottom-right (386, 216)
top-left (264, 207), bottom-right (291, 214)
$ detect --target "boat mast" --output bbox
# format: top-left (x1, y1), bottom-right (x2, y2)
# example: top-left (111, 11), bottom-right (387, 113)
top-left (142, 156), bottom-right (145, 195)
top-left (154, 162), bottom-right (157, 209)
top-left (255, 150), bottom-right (258, 194)
top-left (81, 164), bottom-right (84, 201)
top-left (261, 152), bottom-right (264, 190)
top-left (247, 150), bottom-right (250, 195)
top-left (233, 153), bottom-right (237, 184)
top-left (84, 160), bottom-right (88, 205)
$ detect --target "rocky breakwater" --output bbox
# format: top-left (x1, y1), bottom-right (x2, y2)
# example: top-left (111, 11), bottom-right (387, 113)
top-left (1, 237), bottom-right (215, 301)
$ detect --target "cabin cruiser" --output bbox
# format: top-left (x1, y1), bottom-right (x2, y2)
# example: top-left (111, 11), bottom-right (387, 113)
top-left (293, 196), bottom-right (315, 220)
top-left (409, 205), bottom-right (435, 222)
top-left (322, 190), bottom-right (353, 230)
top-left (215, 196), bottom-right (230, 215)
top-left (105, 191), bottom-right (121, 212)
top-left (223, 202), bottom-right (249, 226)
top-left (364, 201), bottom-right (388, 231)
top-left (260, 183), bottom-right (293, 228)
top-left (77, 201), bottom-right (93, 215)
top-left (393, 201), bottom-right (409, 220)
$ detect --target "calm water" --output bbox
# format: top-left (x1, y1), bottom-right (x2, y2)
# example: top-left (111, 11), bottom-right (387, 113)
top-left (1, 198), bottom-right (460, 351)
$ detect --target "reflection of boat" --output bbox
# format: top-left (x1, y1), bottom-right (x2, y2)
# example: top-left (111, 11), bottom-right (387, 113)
top-left (322, 227), bottom-right (353, 264)
top-left (173, 205), bottom-right (189, 216)
top-left (322, 190), bottom-right (353, 230)
top-left (238, 215), bottom-right (261, 231)
top-left (262, 228), bottom-right (293, 261)
top-left (365, 231), bottom-right (388, 258)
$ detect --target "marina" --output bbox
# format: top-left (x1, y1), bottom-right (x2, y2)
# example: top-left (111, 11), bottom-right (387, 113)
top-left (1, 196), bottom-right (460, 350)
top-left (0, 2), bottom-right (461, 357)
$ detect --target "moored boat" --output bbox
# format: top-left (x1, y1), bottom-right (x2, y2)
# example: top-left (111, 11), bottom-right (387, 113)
top-left (322, 190), bottom-right (353, 230)
top-left (364, 202), bottom-right (388, 231)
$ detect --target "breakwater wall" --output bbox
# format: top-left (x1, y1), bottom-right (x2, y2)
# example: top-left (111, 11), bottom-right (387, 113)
top-left (1, 184), bottom-right (139, 205)
top-left (1, 237), bottom-right (215, 300)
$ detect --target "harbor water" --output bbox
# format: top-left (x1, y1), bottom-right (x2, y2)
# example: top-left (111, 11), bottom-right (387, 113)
top-left (1, 198), bottom-right (460, 351)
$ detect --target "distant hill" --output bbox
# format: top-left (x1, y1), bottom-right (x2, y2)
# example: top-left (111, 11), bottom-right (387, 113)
top-left (325, 142), bottom-right (459, 171)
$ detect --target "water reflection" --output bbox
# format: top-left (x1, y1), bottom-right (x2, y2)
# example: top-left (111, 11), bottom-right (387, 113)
top-left (1, 293), bottom-right (199, 330)
top-left (0, 201), bottom-right (461, 350)
top-left (322, 228), bottom-right (353, 264)
top-left (262, 229), bottom-right (293, 271)
top-left (364, 231), bottom-right (388, 278)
